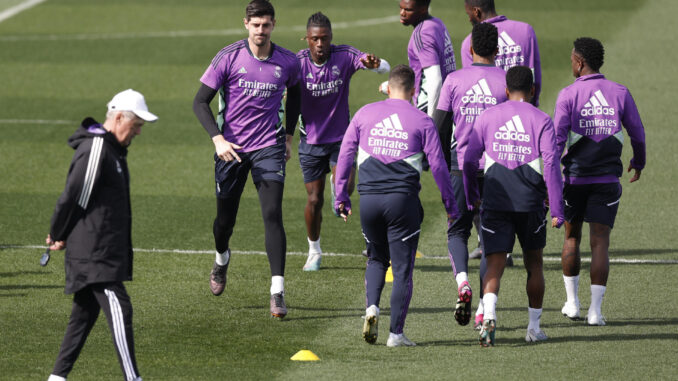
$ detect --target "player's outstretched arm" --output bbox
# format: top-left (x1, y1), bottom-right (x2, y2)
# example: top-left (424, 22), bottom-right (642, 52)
top-left (361, 54), bottom-right (390, 74)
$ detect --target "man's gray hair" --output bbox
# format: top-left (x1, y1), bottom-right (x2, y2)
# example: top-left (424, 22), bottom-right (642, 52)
top-left (106, 110), bottom-right (137, 121)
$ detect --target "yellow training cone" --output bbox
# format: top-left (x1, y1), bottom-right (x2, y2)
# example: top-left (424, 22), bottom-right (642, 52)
top-left (291, 350), bottom-right (320, 361)
top-left (385, 265), bottom-right (393, 283)
top-left (416, 250), bottom-right (424, 258)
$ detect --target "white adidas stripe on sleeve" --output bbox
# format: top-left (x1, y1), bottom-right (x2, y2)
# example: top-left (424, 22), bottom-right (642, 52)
top-left (77, 137), bottom-right (103, 209)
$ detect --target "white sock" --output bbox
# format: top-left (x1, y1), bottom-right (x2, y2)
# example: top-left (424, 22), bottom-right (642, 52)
top-left (563, 274), bottom-right (580, 305)
top-left (476, 299), bottom-right (484, 316)
top-left (589, 284), bottom-right (606, 316)
top-left (528, 307), bottom-right (542, 331)
top-left (483, 293), bottom-right (498, 320)
top-left (271, 275), bottom-right (285, 295)
top-left (215, 249), bottom-right (230, 266)
top-left (388, 332), bottom-right (403, 341)
top-left (48, 375), bottom-right (66, 381)
top-left (270, 275), bottom-right (284, 295)
top-left (366, 304), bottom-right (380, 316)
top-left (307, 237), bottom-right (322, 255)
top-left (455, 272), bottom-right (469, 288)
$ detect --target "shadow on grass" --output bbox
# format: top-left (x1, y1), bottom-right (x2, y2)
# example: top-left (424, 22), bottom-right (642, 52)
top-left (497, 331), bottom-right (678, 347)
top-left (0, 284), bottom-right (62, 290)
top-left (0, 271), bottom-right (47, 277)
top-left (544, 248), bottom-right (677, 258)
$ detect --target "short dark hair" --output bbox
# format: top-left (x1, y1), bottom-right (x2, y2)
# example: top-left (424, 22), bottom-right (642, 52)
top-left (412, 0), bottom-right (431, 8)
top-left (389, 64), bottom-right (415, 92)
top-left (245, 0), bottom-right (275, 20)
top-left (471, 23), bottom-right (498, 58)
top-left (307, 12), bottom-right (331, 30)
top-left (506, 66), bottom-right (533, 94)
top-left (465, 0), bottom-right (495, 13)
top-left (574, 37), bottom-right (604, 72)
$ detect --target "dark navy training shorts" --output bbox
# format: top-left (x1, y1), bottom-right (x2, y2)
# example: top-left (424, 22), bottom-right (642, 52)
top-left (298, 139), bottom-right (342, 183)
top-left (480, 209), bottom-right (547, 255)
top-left (214, 143), bottom-right (286, 199)
top-left (563, 182), bottom-right (622, 228)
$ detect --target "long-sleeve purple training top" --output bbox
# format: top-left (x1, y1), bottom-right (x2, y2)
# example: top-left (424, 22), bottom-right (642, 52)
top-left (437, 63), bottom-right (507, 170)
top-left (408, 16), bottom-right (456, 109)
top-left (200, 40), bottom-right (300, 152)
top-left (334, 98), bottom-right (460, 218)
top-left (461, 15), bottom-right (541, 106)
top-left (296, 45), bottom-right (368, 145)
top-left (463, 100), bottom-right (564, 218)
top-left (553, 73), bottom-right (646, 184)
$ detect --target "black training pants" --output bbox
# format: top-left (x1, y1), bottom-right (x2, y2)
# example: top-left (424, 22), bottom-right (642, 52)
top-left (52, 282), bottom-right (140, 381)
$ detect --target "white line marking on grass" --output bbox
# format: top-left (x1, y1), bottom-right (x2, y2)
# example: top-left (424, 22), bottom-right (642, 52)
top-left (0, 119), bottom-right (73, 125)
top-left (0, 15), bottom-right (399, 42)
top-left (2, 244), bottom-right (677, 264)
top-left (0, 0), bottom-right (47, 24)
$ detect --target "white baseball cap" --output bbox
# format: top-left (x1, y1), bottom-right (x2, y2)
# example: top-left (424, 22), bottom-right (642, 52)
top-left (107, 89), bottom-right (158, 122)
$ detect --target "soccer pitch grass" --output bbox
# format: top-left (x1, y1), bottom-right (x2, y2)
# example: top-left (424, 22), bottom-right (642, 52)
top-left (1, 0), bottom-right (677, 379)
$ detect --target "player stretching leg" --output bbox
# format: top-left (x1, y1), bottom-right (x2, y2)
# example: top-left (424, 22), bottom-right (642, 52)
top-left (292, 12), bottom-right (389, 271)
top-left (433, 23), bottom-right (507, 326)
top-left (554, 38), bottom-right (646, 325)
top-left (193, 0), bottom-right (301, 318)
top-left (334, 65), bottom-right (459, 347)
top-left (464, 66), bottom-right (564, 346)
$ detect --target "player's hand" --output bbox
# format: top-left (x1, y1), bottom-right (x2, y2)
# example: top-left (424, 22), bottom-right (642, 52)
top-left (447, 213), bottom-right (457, 225)
top-left (212, 135), bottom-right (242, 163)
top-left (46, 234), bottom-right (65, 251)
top-left (361, 54), bottom-right (381, 69)
top-left (285, 134), bottom-right (293, 162)
top-left (552, 217), bottom-right (564, 228)
top-left (337, 202), bottom-right (352, 222)
top-left (627, 164), bottom-right (642, 183)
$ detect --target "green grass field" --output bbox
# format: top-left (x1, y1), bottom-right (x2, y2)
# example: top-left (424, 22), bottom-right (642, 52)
top-left (1, 0), bottom-right (677, 379)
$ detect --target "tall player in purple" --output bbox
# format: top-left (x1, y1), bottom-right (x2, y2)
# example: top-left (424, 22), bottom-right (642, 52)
top-left (433, 23), bottom-right (506, 328)
top-left (293, 12), bottom-right (390, 272)
top-left (554, 38), bottom-right (646, 326)
top-left (192, 0), bottom-right (301, 319)
top-left (461, 0), bottom-right (542, 107)
top-left (397, 0), bottom-right (456, 116)
top-left (464, 66), bottom-right (564, 346)
top-left (334, 65), bottom-right (459, 347)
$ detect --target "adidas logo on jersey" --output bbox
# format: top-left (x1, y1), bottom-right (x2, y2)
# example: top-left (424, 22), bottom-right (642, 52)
top-left (497, 31), bottom-right (522, 55)
top-left (370, 113), bottom-right (409, 139)
top-left (580, 90), bottom-right (616, 116)
top-left (238, 67), bottom-right (247, 74)
top-left (495, 115), bottom-right (531, 142)
top-left (462, 78), bottom-right (497, 104)
top-left (306, 72), bottom-right (313, 79)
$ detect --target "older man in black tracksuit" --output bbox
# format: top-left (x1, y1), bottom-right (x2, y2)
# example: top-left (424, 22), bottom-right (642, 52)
top-left (46, 89), bottom-right (157, 381)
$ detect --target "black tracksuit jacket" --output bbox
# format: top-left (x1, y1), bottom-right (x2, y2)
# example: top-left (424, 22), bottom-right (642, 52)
top-left (50, 118), bottom-right (134, 294)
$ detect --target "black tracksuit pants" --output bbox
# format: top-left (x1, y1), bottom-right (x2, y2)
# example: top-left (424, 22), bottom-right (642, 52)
top-left (52, 282), bottom-right (140, 381)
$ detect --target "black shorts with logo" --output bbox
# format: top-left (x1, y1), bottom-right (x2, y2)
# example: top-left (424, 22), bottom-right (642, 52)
top-left (480, 209), bottom-right (547, 255)
top-left (214, 143), bottom-right (286, 199)
top-left (563, 182), bottom-right (622, 228)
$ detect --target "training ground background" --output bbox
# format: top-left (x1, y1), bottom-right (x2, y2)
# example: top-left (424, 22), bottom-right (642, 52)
top-left (1, 0), bottom-right (677, 379)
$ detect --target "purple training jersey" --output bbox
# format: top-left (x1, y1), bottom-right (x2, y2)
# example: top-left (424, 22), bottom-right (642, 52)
top-left (463, 100), bottom-right (564, 218)
top-left (554, 73), bottom-right (646, 184)
top-left (461, 16), bottom-right (542, 106)
top-left (297, 45), bottom-right (367, 144)
top-left (437, 63), bottom-right (507, 170)
top-left (408, 16), bottom-right (456, 111)
top-left (334, 98), bottom-right (459, 218)
top-left (200, 40), bottom-right (301, 152)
